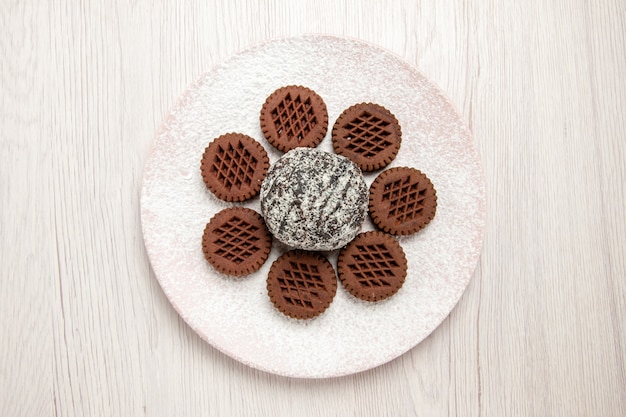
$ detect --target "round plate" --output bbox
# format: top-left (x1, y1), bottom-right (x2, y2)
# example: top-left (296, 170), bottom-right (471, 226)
top-left (140, 35), bottom-right (486, 378)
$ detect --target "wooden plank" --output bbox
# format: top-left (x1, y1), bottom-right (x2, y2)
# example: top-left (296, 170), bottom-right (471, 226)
top-left (0, 0), bottom-right (624, 415)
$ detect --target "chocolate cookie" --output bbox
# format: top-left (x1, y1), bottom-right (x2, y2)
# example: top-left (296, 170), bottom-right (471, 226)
top-left (369, 167), bottom-right (437, 235)
top-left (201, 133), bottom-right (269, 202)
top-left (337, 231), bottom-right (407, 302)
top-left (202, 207), bottom-right (272, 276)
top-left (260, 85), bottom-right (328, 152)
top-left (332, 103), bottom-right (401, 172)
top-left (267, 250), bottom-right (337, 320)
top-left (260, 148), bottom-right (368, 251)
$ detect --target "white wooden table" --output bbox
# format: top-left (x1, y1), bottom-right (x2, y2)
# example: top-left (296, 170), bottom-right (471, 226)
top-left (1, 1), bottom-right (624, 415)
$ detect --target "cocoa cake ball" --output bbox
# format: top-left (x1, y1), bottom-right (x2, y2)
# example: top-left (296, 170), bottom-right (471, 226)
top-left (260, 148), bottom-right (368, 251)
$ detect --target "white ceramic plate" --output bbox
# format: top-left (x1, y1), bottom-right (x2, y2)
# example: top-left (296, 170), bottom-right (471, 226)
top-left (140, 35), bottom-right (486, 378)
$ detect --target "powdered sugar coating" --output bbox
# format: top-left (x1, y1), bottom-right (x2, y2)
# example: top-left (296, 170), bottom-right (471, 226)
top-left (140, 35), bottom-right (486, 378)
top-left (260, 149), bottom-right (368, 251)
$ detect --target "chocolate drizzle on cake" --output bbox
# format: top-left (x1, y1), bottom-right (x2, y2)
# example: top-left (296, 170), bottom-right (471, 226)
top-left (260, 148), bottom-right (368, 251)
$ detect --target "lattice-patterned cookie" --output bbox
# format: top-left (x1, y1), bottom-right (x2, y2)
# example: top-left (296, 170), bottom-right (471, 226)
top-left (266, 250), bottom-right (337, 319)
top-left (202, 207), bottom-right (272, 276)
top-left (260, 86), bottom-right (328, 152)
top-left (369, 167), bottom-right (437, 235)
top-left (201, 133), bottom-right (269, 202)
top-left (337, 231), bottom-right (407, 302)
top-left (332, 103), bottom-right (401, 172)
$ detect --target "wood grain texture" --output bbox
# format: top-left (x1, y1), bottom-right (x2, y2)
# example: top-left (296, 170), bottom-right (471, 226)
top-left (0, 0), bottom-right (624, 415)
